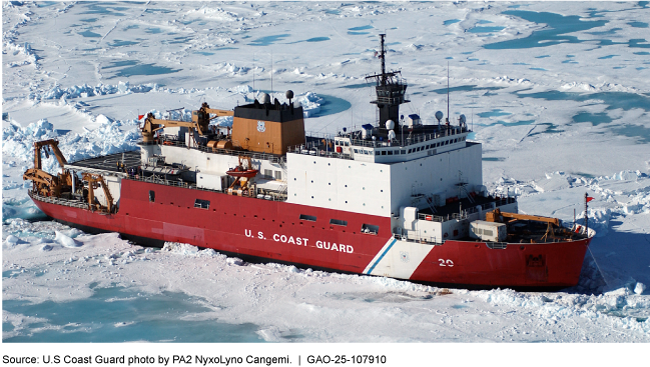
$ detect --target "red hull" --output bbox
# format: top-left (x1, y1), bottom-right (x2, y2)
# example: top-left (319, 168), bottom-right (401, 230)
top-left (32, 179), bottom-right (592, 289)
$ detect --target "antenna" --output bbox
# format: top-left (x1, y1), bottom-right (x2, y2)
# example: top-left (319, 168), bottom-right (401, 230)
top-left (270, 53), bottom-right (274, 94)
top-left (446, 61), bottom-right (450, 124)
top-left (380, 33), bottom-right (386, 84)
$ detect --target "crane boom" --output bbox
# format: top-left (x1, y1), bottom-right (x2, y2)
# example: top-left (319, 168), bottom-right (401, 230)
top-left (141, 103), bottom-right (234, 142)
top-left (34, 139), bottom-right (67, 170)
top-left (23, 139), bottom-right (75, 197)
top-left (486, 208), bottom-right (560, 226)
top-left (82, 172), bottom-right (114, 213)
top-left (141, 113), bottom-right (207, 142)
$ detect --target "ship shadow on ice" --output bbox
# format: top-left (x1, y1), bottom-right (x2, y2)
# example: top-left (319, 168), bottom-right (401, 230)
top-left (2, 199), bottom-right (49, 223)
top-left (565, 220), bottom-right (650, 296)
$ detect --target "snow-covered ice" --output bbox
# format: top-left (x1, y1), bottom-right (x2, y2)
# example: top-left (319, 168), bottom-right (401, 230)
top-left (3, 1), bottom-right (650, 347)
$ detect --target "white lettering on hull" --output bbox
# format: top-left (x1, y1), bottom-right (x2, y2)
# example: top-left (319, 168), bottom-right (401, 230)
top-left (244, 229), bottom-right (353, 253)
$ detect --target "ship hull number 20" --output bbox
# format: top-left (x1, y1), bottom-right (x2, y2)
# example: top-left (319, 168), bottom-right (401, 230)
top-left (439, 259), bottom-right (454, 267)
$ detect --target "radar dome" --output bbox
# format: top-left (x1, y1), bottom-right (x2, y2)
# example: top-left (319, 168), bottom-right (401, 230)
top-left (386, 119), bottom-right (395, 130)
top-left (435, 111), bottom-right (444, 122)
top-left (387, 130), bottom-right (396, 141)
top-left (262, 93), bottom-right (271, 104)
top-left (459, 114), bottom-right (466, 124)
top-left (285, 90), bottom-right (294, 100)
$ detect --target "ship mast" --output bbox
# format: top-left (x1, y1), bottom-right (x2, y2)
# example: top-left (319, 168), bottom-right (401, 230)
top-left (366, 34), bottom-right (409, 129)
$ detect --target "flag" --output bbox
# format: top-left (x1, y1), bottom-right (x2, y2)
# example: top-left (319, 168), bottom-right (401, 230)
top-left (138, 114), bottom-right (145, 120)
top-left (586, 196), bottom-right (594, 202)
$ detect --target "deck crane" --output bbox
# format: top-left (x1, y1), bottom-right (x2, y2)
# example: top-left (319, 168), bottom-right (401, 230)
top-left (82, 172), bottom-right (115, 213)
top-left (486, 208), bottom-right (562, 242)
top-left (23, 139), bottom-right (78, 197)
top-left (141, 103), bottom-right (234, 143)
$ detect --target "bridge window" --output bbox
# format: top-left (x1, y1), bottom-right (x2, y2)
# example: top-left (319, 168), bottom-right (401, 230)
top-left (275, 171), bottom-right (282, 180)
top-left (194, 199), bottom-right (210, 209)
top-left (330, 219), bottom-right (348, 227)
top-left (299, 214), bottom-right (317, 222)
top-left (361, 224), bottom-right (379, 235)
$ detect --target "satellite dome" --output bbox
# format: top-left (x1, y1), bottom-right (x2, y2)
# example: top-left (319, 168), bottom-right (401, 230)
top-left (386, 119), bottom-right (395, 130)
top-left (435, 111), bottom-right (444, 122)
top-left (459, 114), bottom-right (466, 124)
top-left (387, 130), bottom-right (396, 141)
top-left (285, 90), bottom-right (294, 100)
top-left (262, 93), bottom-right (271, 104)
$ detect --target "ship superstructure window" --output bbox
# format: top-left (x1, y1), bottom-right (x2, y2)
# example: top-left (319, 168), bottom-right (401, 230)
top-left (149, 190), bottom-right (155, 202)
top-left (264, 169), bottom-right (273, 178)
top-left (299, 214), bottom-right (317, 222)
top-left (194, 199), bottom-right (210, 209)
top-left (361, 224), bottom-right (379, 235)
top-left (330, 219), bottom-right (348, 227)
top-left (275, 171), bottom-right (282, 180)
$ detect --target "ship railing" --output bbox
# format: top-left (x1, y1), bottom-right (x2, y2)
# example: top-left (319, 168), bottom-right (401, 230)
top-left (287, 144), bottom-right (353, 160)
top-left (481, 202), bottom-right (495, 211)
top-left (147, 137), bottom-right (284, 163)
top-left (494, 196), bottom-right (517, 207)
top-left (392, 232), bottom-right (442, 245)
top-left (417, 212), bottom-right (468, 223)
top-left (344, 128), bottom-right (466, 149)
top-left (477, 196), bottom-right (516, 211)
top-left (123, 174), bottom-right (289, 202)
top-left (28, 191), bottom-right (92, 210)
top-left (417, 213), bottom-right (445, 222)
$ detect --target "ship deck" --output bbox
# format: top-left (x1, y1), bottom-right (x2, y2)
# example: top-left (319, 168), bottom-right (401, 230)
top-left (66, 150), bottom-right (141, 172)
top-left (419, 194), bottom-right (516, 218)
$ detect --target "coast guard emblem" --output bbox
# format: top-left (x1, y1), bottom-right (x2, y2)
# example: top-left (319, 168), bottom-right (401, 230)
top-left (257, 121), bottom-right (266, 133)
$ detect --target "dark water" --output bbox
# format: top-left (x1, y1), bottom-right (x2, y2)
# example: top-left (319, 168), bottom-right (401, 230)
top-left (3, 286), bottom-right (264, 343)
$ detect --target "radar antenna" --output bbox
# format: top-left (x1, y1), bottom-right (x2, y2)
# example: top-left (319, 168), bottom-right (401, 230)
top-left (365, 34), bottom-right (409, 130)
top-left (447, 61), bottom-right (450, 125)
